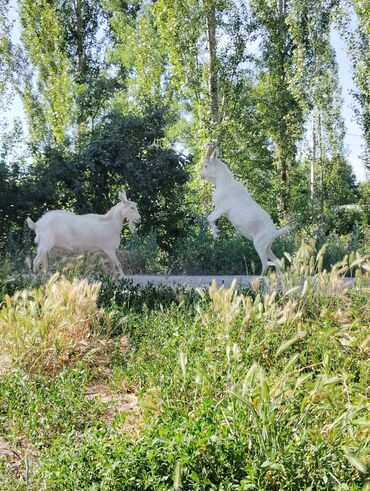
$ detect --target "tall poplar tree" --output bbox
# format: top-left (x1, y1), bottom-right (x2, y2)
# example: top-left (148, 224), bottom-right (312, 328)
top-left (104, 0), bottom-right (253, 141)
top-left (6, 0), bottom-right (113, 146)
top-left (345, 0), bottom-right (369, 169)
top-left (288, 0), bottom-right (356, 224)
top-left (250, 0), bottom-right (304, 215)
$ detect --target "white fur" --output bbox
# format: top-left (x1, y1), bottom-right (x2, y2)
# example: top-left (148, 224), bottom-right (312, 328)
top-left (26, 190), bottom-right (141, 276)
top-left (201, 146), bottom-right (290, 275)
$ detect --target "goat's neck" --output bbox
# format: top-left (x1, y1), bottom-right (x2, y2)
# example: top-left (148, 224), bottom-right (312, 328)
top-left (213, 163), bottom-right (252, 200)
top-left (104, 203), bottom-right (125, 230)
top-left (214, 164), bottom-right (234, 189)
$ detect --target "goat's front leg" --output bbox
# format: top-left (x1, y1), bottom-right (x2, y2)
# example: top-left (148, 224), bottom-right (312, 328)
top-left (104, 249), bottom-right (124, 278)
top-left (207, 208), bottom-right (223, 238)
top-left (33, 250), bottom-right (48, 274)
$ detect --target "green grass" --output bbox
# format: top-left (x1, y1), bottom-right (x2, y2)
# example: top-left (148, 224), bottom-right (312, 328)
top-left (0, 247), bottom-right (369, 490)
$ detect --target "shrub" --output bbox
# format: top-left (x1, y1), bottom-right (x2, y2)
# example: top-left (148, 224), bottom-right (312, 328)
top-left (170, 220), bottom-right (297, 275)
top-left (171, 227), bottom-right (259, 274)
top-left (97, 275), bottom-right (199, 313)
top-left (0, 259), bottom-right (34, 306)
top-left (119, 230), bottom-right (164, 274)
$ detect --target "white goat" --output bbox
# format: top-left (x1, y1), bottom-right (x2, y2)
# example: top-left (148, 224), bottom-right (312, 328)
top-left (201, 145), bottom-right (290, 275)
top-left (26, 190), bottom-right (141, 276)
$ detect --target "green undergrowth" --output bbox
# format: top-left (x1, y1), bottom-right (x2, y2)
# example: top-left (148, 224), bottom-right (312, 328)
top-left (0, 247), bottom-right (369, 490)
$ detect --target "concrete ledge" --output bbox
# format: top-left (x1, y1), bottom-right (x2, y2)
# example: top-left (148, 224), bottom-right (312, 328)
top-left (124, 274), bottom-right (357, 290)
top-left (125, 275), bottom-right (267, 288)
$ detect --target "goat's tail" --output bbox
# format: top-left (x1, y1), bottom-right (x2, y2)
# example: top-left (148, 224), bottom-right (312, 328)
top-left (274, 224), bottom-right (291, 239)
top-left (26, 217), bottom-right (36, 230)
top-left (26, 218), bottom-right (40, 244)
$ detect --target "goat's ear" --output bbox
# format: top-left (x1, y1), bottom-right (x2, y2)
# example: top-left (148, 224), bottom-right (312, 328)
top-left (118, 190), bottom-right (128, 202)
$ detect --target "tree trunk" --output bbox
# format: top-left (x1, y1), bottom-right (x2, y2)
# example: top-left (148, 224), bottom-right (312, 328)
top-left (74, 0), bottom-right (84, 80)
top-left (276, 141), bottom-right (289, 215)
top-left (206, 2), bottom-right (219, 124)
top-left (276, 0), bottom-right (288, 214)
top-left (278, 0), bottom-right (286, 16)
top-left (318, 110), bottom-right (325, 227)
top-left (311, 111), bottom-right (316, 204)
top-left (280, 153), bottom-right (288, 213)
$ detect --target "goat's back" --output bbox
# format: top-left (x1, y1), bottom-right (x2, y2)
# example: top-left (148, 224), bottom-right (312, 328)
top-left (215, 180), bottom-right (277, 239)
top-left (36, 210), bottom-right (75, 224)
top-left (33, 210), bottom-right (121, 251)
top-left (35, 210), bottom-right (111, 227)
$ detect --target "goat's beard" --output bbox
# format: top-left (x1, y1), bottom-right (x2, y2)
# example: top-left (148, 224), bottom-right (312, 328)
top-left (128, 220), bottom-right (136, 233)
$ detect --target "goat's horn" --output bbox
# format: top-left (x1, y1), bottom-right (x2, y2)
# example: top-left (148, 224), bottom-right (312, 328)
top-left (206, 144), bottom-right (217, 158)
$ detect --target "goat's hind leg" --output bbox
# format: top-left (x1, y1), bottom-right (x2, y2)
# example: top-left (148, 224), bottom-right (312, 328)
top-left (267, 244), bottom-right (281, 272)
top-left (254, 240), bottom-right (269, 276)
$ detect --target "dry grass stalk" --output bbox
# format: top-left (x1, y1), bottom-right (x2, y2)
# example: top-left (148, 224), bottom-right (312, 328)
top-left (0, 273), bottom-right (113, 372)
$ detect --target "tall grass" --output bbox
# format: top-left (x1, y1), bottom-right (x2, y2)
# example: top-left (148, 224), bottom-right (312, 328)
top-left (0, 245), bottom-right (368, 489)
top-left (0, 274), bottom-right (113, 373)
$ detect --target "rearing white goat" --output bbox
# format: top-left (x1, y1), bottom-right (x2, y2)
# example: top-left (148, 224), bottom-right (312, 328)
top-left (201, 145), bottom-right (290, 275)
top-left (26, 190), bottom-right (141, 276)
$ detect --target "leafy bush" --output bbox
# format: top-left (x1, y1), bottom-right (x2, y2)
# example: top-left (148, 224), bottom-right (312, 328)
top-left (326, 207), bottom-right (368, 236)
top-left (2, 107), bottom-right (191, 253)
top-left (0, 259), bottom-right (34, 306)
top-left (119, 230), bottom-right (164, 274)
top-left (98, 275), bottom-right (199, 314)
top-left (321, 232), bottom-right (350, 270)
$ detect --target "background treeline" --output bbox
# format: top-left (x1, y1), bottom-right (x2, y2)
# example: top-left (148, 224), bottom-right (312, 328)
top-left (0, 0), bottom-right (369, 273)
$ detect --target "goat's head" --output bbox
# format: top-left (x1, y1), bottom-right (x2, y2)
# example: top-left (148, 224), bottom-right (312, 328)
top-left (201, 145), bottom-right (220, 182)
top-left (118, 190), bottom-right (141, 232)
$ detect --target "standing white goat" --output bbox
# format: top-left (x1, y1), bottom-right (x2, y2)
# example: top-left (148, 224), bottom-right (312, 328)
top-left (26, 190), bottom-right (141, 276)
top-left (201, 145), bottom-right (290, 275)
